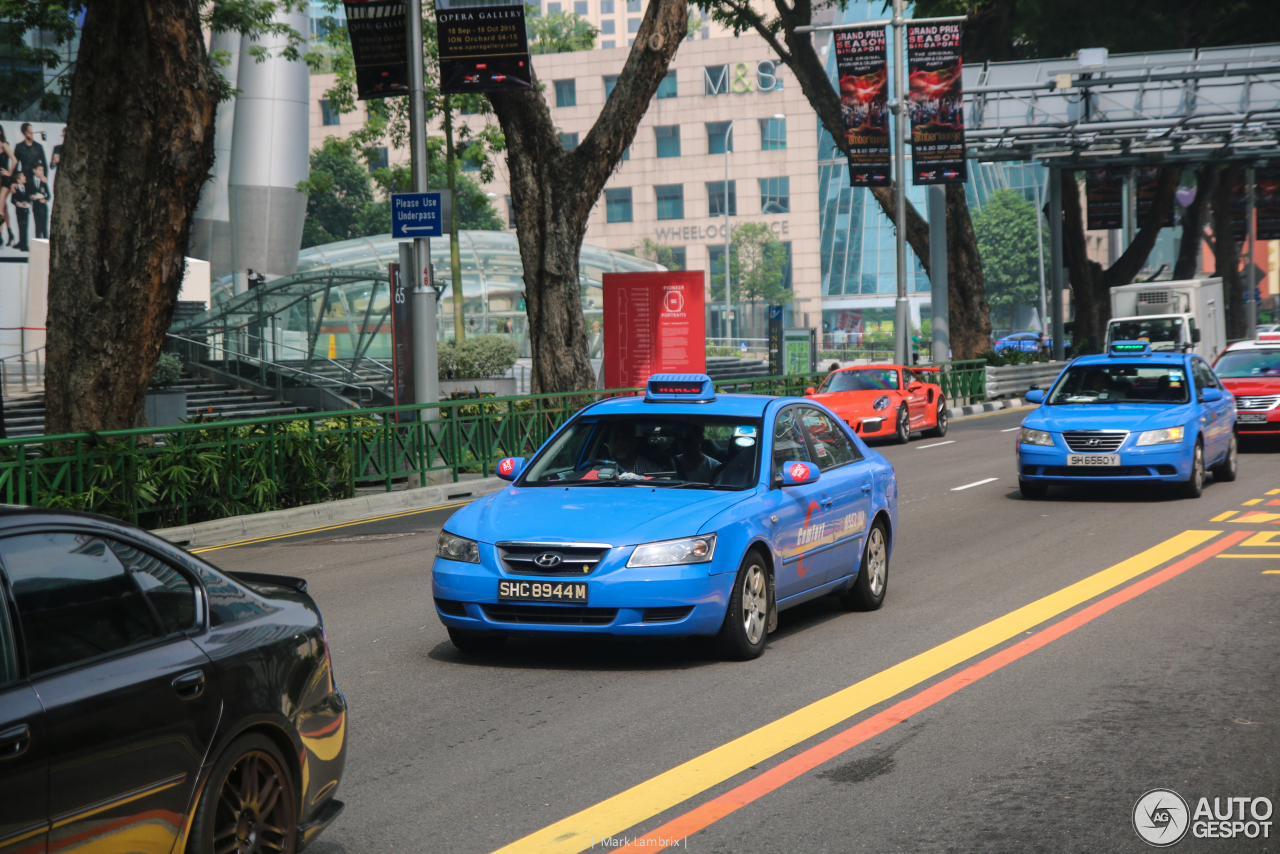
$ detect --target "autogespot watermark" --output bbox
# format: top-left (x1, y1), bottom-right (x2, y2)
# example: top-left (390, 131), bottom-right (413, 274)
top-left (1133, 788), bottom-right (1274, 846)
top-left (590, 836), bottom-right (688, 849)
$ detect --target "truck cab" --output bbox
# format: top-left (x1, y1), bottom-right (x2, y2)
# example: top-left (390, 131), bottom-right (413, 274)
top-left (1105, 314), bottom-right (1200, 353)
top-left (1107, 278), bottom-right (1224, 362)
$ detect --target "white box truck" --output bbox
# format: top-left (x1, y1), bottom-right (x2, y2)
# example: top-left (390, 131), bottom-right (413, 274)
top-left (1105, 278), bottom-right (1226, 361)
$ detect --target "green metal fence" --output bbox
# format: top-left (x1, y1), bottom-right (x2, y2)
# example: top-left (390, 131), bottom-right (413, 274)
top-left (916, 359), bottom-right (987, 407)
top-left (0, 366), bottom-right (982, 528)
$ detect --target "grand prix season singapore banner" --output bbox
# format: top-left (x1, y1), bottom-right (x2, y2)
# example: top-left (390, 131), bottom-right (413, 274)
top-left (436, 2), bottom-right (532, 94)
top-left (602, 271), bottom-right (705, 390)
top-left (834, 29), bottom-right (890, 188)
top-left (906, 22), bottom-right (966, 185)
top-left (343, 1), bottom-right (410, 99)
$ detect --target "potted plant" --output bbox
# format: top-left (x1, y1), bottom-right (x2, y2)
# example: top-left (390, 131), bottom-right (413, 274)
top-left (144, 353), bottom-right (188, 427)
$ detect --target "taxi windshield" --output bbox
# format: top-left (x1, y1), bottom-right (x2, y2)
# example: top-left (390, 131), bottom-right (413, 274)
top-left (1048, 364), bottom-right (1190, 405)
top-left (1106, 318), bottom-right (1185, 351)
top-left (819, 369), bottom-right (899, 393)
top-left (520, 415), bottom-right (762, 490)
top-left (1213, 349), bottom-right (1280, 378)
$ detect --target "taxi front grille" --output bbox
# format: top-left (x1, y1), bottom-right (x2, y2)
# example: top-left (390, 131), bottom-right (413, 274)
top-left (497, 542), bottom-right (610, 576)
top-left (1062, 431), bottom-right (1128, 452)
top-left (1236, 395), bottom-right (1280, 411)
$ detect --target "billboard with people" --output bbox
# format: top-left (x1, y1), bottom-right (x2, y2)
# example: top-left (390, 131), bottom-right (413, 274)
top-left (0, 121), bottom-right (64, 263)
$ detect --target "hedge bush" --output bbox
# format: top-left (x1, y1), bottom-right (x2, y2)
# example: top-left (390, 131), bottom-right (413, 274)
top-left (438, 334), bottom-right (518, 379)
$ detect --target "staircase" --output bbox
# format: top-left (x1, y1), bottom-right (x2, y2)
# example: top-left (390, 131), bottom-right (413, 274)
top-left (705, 356), bottom-right (773, 381)
top-left (2, 374), bottom-right (312, 439)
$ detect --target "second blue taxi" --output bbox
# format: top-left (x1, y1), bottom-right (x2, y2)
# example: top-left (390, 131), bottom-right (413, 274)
top-left (431, 374), bottom-right (899, 660)
top-left (1016, 341), bottom-right (1237, 499)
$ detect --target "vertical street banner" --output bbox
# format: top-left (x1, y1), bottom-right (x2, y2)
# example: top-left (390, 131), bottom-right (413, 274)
top-left (436, 3), bottom-right (532, 94)
top-left (767, 305), bottom-right (785, 376)
top-left (834, 29), bottom-right (890, 188)
top-left (603, 272), bottom-right (706, 390)
top-left (906, 22), bottom-right (966, 185)
top-left (1086, 169), bottom-right (1124, 230)
top-left (1229, 175), bottom-right (1248, 242)
top-left (343, 1), bottom-right (410, 99)
top-left (1257, 163), bottom-right (1280, 241)
top-left (1135, 167), bottom-right (1175, 229)
top-left (389, 263), bottom-right (416, 422)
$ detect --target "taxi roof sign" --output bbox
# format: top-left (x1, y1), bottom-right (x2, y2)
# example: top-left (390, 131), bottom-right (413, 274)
top-left (1109, 340), bottom-right (1152, 355)
top-left (645, 373), bottom-right (716, 403)
top-left (1257, 331), bottom-right (1280, 342)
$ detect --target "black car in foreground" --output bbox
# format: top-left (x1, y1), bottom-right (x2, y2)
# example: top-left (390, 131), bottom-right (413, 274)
top-left (0, 508), bottom-right (346, 854)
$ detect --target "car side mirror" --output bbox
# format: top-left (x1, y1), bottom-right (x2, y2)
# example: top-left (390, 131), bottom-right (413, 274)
top-left (805, 387), bottom-right (816, 396)
top-left (496, 456), bottom-right (525, 481)
top-left (908, 382), bottom-right (923, 392)
top-left (1199, 387), bottom-right (1223, 402)
top-left (1192, 328), bottom-right (1202, 344)
top-left (779, 460), bottom-right (820, 486)
top-left (1026, 389), bottom-right (1046, 404)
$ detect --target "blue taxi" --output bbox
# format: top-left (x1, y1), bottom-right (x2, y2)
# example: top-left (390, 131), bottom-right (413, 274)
top-left (431, 374), bottom-right (899, 660)
top-left (1017, 341), bottom-right (1237, 499)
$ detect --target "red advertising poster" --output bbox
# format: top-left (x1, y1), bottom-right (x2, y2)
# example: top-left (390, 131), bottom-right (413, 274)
top-left (1135, 167), bottom-right (1175, 229)
top-left (834, 29), bottom-right (890, 188)
top-left (603, 271), bottom-right (706, 390)
top-left (1086, 169), bottom-right (1123, 230)
top-left (907, 22), bottom-right (967, 185)
top-left (388, 262), bottom-right (415, 422)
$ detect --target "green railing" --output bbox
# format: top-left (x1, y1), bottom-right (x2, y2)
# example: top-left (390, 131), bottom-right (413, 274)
top-left (916, 359), bottom-right (987, 407)
top-left (0, 366), bottom-right (978, 528)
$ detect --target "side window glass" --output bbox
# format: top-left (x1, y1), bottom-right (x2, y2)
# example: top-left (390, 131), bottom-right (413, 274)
top-left (800, 407), bottom-right (861, 470)
top-left (0, 584), bottom-right (17, 687)
top-left (902, 369), bottom-right (918, 385)
top-left (772, 408), bottom-right (811, 479)
top-left (0, 533), bottom-right (161, 674)
top-left (108, 541), bottom-right (198, 634)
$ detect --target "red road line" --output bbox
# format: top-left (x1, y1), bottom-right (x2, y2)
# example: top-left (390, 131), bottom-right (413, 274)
top-left (618, 529), bottom-right (1250, 852)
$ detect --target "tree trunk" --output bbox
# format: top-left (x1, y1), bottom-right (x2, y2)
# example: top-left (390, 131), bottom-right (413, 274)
top-left (772, 18), bottom-right (990, 357)
top-left (45, 1), bottom-right (218, 434)
top-left (944, 183), bottom-right (991, 357)
top-left (1212, 164), bottom-right (1246, 339)
top-left (489, 0), bottom-right (687, 394)
top-left (1173, 164), bottom-right (1216, 280)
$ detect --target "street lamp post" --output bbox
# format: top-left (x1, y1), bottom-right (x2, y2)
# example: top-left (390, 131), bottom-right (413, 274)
top-left (722, 114), bottom-right (785, 345)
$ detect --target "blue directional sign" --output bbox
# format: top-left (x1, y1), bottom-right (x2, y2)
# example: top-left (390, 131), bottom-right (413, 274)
top-left (391, 191), bottom-right (451, 239)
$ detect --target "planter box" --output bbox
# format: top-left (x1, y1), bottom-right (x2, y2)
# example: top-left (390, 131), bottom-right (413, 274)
top-left (145, 388), bottom-right (188, 427)
top-left (438, 377), bottom-right (517, 398)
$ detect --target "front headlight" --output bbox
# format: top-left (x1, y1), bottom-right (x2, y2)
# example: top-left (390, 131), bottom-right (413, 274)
top-left (873, 395), bottom-right (891, 411)
top-left (437, 531), bottom-right (480, 563)
top-left (1136, 426), bottom-right (1185, 446)
top-left (627, 534), bottom-right (717, 568)
top-left (1019, 427), bottom-right (1055, 447)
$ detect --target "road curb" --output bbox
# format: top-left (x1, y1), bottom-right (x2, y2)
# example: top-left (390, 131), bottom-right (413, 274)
top-left (948, 397), bottom-right (1027, 420)
top-left (152, 476), bottom-right (506, 547)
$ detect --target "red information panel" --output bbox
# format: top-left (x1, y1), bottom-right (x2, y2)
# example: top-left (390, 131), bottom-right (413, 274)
top-left (603, 271), bottom-right (706, 390)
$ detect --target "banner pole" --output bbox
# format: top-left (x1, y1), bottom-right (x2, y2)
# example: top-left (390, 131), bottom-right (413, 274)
top-left (406, 0), bottom-right (439, 421)
top-left (892, 0), bottom-right (910, 366)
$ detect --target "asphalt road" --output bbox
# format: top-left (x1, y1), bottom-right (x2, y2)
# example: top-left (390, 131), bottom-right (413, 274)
top-left (202, 410), bottom-right (1280, 854)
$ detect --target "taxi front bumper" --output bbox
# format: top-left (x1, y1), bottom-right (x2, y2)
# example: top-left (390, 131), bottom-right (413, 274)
top-left (1017, 440), bottom-right (1193, 482)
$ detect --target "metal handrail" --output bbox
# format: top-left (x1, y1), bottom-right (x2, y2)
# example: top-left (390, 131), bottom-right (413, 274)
top-left (189, 328), bottom-right (391, 386)
top-left (165, 333), bottom-right (378, 405)
top-left (0, 345), bottom-right (45, 396)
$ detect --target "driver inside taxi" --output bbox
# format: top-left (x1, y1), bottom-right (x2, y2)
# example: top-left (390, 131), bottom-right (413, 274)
top-left (604, 424), bottom-right (661, 475)
top-left (675, 425), bottom-right (721, 482)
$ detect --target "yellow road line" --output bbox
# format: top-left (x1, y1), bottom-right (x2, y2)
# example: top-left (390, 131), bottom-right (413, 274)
top-left (489, 529), bottom-right (1219, 854)
top-left (189, 500), bottom-right (473, 553)
top-left (1216, 554), bottom-right (1280, 559)
top-left (1212, 511), bottom-right (1239, 522)
top-left (1268, 490), bottom-right (1280, 496)
top-left (1263, 570), bottom-right (1280, 574)
top-left (1243, 499), bottom-right (1264, 506)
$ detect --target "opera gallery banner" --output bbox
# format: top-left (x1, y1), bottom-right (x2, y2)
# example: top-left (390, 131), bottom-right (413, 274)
top-left (835, 29), bottom-right (890, 188)
top-left (343, 0), bottom-right (410, 99)
top-left (906, 22), bottom-right (966, 185)
top-left (436, 3), bottom-right (532, 95)
top-left (0, 121), bottom-right (64, 263)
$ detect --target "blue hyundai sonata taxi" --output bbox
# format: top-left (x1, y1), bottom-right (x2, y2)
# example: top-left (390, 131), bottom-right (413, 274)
top-left (1016, 341), bottom-right (1237, 499)
top-left (431, 374), bottom-right (899, 660)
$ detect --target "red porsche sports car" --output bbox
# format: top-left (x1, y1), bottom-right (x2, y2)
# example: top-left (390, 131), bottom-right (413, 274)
top-left (804, 364), bottom-right (948, 443)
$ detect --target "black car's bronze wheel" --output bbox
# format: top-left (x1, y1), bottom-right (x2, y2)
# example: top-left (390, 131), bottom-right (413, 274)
top-left (189, 733), bottom-right (297, 854)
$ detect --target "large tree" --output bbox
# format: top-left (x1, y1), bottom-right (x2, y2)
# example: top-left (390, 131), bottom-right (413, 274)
top-left (694, 0), bottom-right (992, 357)
top-left (972, 189), bottom-right (1044, 331)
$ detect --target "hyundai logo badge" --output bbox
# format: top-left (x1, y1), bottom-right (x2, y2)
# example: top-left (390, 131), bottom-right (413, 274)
top-left (534, 553), bottom-right (562, 568)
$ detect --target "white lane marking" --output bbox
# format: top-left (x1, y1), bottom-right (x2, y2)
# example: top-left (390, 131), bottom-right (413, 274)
top-left (916, 440), bottom-right (956, 449)
top-left (952, 477), bottom-right (999, 491)
top-left (1000, 427), bottom-right (1021, 433)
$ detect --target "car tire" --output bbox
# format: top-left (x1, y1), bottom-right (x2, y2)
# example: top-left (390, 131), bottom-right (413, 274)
top-left (715, 549), bottom-right (770, 661)
top-left (1179, 440), bottom-right (1205, 499)
top-left (839, 518), bottom-right (889, 611)
top-left (448, 627), bottom-right (507, 653)
top-left (1019, 479), bottom-right (1049, 499)
top-left (924, 399), bottom-right (948, 438)
top-left (1210, 433), bottom-right (1238, 482)
top-left (188, 733), bottom-right (298, 854)
top-left (893, 406), bottom-right (911, 444)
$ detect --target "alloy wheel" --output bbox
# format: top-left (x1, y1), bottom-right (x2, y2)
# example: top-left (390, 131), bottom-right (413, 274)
top-left (865, 526), bottom-right (887, 598)
top-left (741, 562), bottom-right (767, 645)
top-left (213, 749), bottom-right (295, 854)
